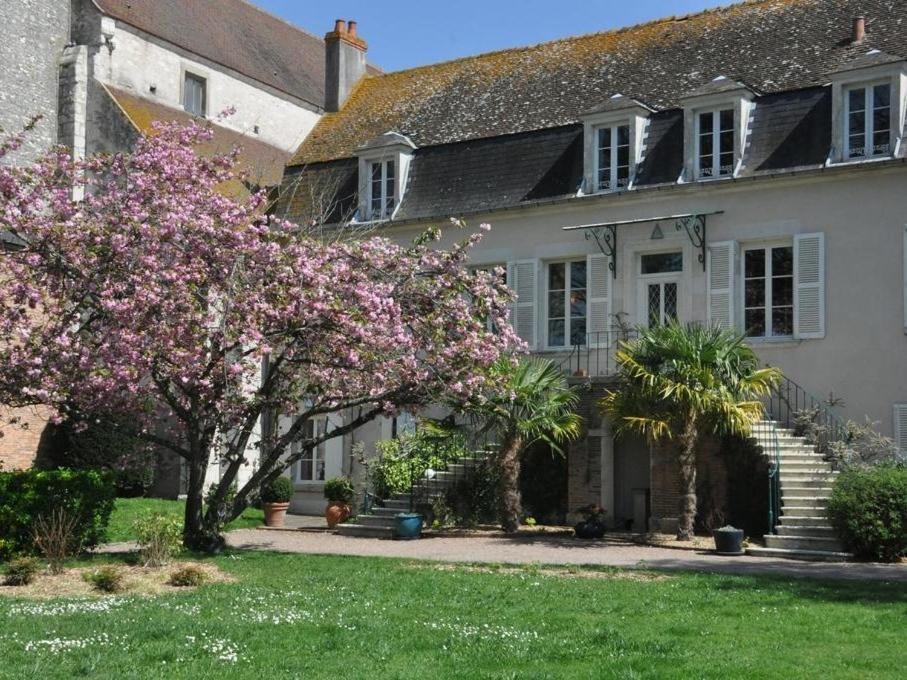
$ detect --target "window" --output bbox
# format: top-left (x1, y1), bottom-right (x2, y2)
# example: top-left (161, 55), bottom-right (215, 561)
top-left (696, 108), bottom-right (735, 178)
top-left (472, 265), bottom-right (507, 333)
top-left (744, 245), bottom-right (794, 338)
top-left (845, 83), bottom-right (892, 159)
top-left (183, 72), bottom-right (207, 117)
top-left (369, 159), bottom-right (396, 219)
top-left (595, 124), bottom-right (631, 191)
top-left (641, 252), bottom-right (683, 275)
top-left (294, 418), bottom-right (327, 483)
top-left (546, 260), bottom-right (587, 348)
top-left (640, 252), bottom-right (682, 327)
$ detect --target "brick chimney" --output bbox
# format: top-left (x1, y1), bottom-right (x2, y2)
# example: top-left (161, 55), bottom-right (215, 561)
top-left (852, 15), bottom-right (866, 44)
top-left (324, 19), bottom-right (367, 112)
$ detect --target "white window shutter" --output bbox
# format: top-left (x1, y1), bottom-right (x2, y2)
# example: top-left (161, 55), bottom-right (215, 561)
top-left (794, 232), bottom-right (825, 339)
top-left (323, 415), bottom-right (344, 480)
top-left (894, 404), bottom-right (907, 455)
top-left (507, 259), bottom-right (538, 350)
top-left (587, 253), bottom-right (611, 348)
top-left (707, 241), bottom-right (736, 328)
top-left (902, 226), bottom-right (906, 332)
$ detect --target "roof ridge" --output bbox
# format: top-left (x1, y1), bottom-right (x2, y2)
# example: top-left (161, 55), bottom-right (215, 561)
top-left (374, 0), bottom-right (794, 78)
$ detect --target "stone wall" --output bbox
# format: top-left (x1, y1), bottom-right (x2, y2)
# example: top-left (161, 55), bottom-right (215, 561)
top-left (0, 406), bottom-right (56, 470)
top-left (0, 0), bottom-right (70, 164)
top-left (566, 378), bottom-right (613, 518)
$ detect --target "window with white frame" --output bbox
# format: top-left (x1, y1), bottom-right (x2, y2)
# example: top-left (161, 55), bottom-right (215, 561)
top-left (743, 245), bottom-right (794, 338)
top-left (844, 82), bottom-right (892, 159)
top-left (546, 260), bottom-right (587, 348)
top-left (368, 159), bottom-right (396, 220)
top-left (594, 124), bottom-right (631, 191)
top-left (183, 72), bottom-right (207, 117)
top-left (293, 418), bottom-right (327, 483)
top-left (471, 265), bottom-right (507, 333)
top-left (696, 108), bottom-right (735, 178)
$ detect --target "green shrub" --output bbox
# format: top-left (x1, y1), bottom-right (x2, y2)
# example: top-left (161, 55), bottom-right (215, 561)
top-left (3, 557), bottom-right (40, 586)
top-left (373, 428), bottom-right (470, 498)
top-left (84, 565), bottom-right (124, 593)
top-left (828, 464), bottom-right (907, 562)
top-left (168, 565), bottom-right (207, 587)
top-left (324, 477), bottom-right (354, 503)
top-left (133, 513), bottom-right (183, 567)
top-left (260, 476), bottom-right (293, 504)
top-left (0, 469), bottom-right (116, 559)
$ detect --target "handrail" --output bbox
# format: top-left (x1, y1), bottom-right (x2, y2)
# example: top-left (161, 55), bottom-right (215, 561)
top-left (753, 414), bottom-right (782, 534)
top-left (764, 374), bottom-right (850, 454)
top-left (554, 329), bottom-right (638, 378)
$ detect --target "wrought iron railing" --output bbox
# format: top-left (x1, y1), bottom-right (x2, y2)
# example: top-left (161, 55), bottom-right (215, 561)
top-left (752, 416), bottom-right (782, 534)
top-left (763, 375), bottom-right (850, 454)
top-left (546, 329), bottom-right (638, 378)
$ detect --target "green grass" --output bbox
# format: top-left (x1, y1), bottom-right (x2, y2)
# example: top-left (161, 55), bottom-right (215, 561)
top-left (105, 498), bottom-right (263, 543)
top-left (1, 552), bottom-right (905, 678)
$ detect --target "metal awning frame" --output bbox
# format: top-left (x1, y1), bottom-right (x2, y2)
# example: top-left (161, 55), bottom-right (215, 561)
top-left (563, 211), bottom-right (724, 277)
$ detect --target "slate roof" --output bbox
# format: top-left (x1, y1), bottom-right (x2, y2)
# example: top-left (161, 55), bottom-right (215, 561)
top-left (105, 85), bottom-right (291, 198)
top-left (94, 0), bottom-right (360, 109)
top-left (291, 0), bottom-right (907, 165)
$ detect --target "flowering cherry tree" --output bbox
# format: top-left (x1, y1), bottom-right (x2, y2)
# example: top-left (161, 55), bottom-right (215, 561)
top-left (0, 122), bottom-right (521, 550)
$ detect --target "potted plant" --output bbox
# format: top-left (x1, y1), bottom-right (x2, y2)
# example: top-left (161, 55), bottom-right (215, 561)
top-left (324, 477), bottom-right (355, 529)
top-left (713, 525), bottom-right (745, 555)
top-left (260, 476), bottom-right (294, 528)
top-left (573, 504), bottom-right (607, 539)
top-left (395, 512), bottom-right (424, 540)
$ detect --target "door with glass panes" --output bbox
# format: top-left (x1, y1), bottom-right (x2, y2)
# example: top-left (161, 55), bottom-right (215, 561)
top-left (638, 252), bottom-right (683, 327)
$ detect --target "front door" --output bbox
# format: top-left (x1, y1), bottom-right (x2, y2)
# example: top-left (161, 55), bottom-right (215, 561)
top-left (638, 251), bottom-right (683, 327)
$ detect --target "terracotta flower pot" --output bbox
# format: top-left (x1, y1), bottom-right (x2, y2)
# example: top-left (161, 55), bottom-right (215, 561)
top-left (263, 502), bottom-right (290, 528)
top-left (325, 501), bottom-right (351, 529)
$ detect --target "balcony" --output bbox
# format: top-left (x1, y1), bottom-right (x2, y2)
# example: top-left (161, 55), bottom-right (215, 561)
top-left (536, 330), bottom-right (638, 379)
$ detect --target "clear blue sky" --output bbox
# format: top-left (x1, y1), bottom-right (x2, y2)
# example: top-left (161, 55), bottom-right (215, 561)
top-left (257, 0), bottom-right (739, 72)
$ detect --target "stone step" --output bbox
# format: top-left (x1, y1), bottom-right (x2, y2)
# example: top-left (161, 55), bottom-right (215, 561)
top-left (778, 515), bottom-right (831, 527)
top-left (370, 506), bottom-right (404, 518)
top-left (781, 487), bottom-right (834, 498)
top-left (746, 546), bottom-right (853, 562)
top-left (775, 454), bottom-right (828, 464)
top-left (781, 506), bottom-right (828, 518)
top-left (780, 495), bottom-right (830, 507)
top-left (336, 523), bottom-right (396, 539)
top-left (778, 460), bottom-right (835, 471)
top-left (764, 534), bottom-right (845, 552)
top-left (353, 514), bottom-right (398, 528)
top-left (382, 499), bottom-right (412, 511)
top-left (776, 525), bottom-right (838, 538)
top-left (779, 473), bottom-right (838, 483)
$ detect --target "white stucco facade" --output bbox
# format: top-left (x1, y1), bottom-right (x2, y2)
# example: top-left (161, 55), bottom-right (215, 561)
top-left (89, 22), bottom-right (320, 153)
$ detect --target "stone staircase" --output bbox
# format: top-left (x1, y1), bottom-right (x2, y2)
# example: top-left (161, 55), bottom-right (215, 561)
top-left (337, 456), bottom-right (486, 538)
top-left (746, 420), bottom-right (852, 561)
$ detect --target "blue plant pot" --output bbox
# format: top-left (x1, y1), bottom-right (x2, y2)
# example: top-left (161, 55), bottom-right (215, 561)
top-left (395, 513), bottom-right (423, 540)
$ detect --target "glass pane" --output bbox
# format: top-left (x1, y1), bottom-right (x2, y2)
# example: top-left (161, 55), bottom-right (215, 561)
top-left (648, 284), bottom-right (661, 327)
top-left (772, 277), bottom-right (793, 306)
top-left (641, 252), bottom-right (683, 274)
top-left (548, 319), bottom-right (565, 347)
top-left (548, 262), bottom-right (565, 290)
top-left (386, 160), bottom-right (395, 180)
top-left (848, 133), bottom-right (866, 158)
top-left (699, 131), bottom-right (713, 155)
top-left (745, 308), bottom-right (766, 338)
top-left (664, 283), bottom-right (678, 321)
top-left (719, 109), bottom-right (734, 132)
top-left (745, 279), bottom-right (765, 307)
top-left (299, 456), bottom-right (313, 481)
top-left (570, 290), bottom-right (586, 318)
top-left (371, 163), bottom-right (382, 182)
top-left (548, 292), bottom-right (565, 319)
top-left (772, 307), bottom-right (794, 337)
top-left (617, 125), bottom-right (630, 145)
top-left (570, 318), bottom-right (586, 346)
top-left (699, 112), bottom-right (713, 134)
top-left (744, 249), bottom-right (765, 278)
top-left (873, 83), bottom-right (890, 108)
top-left (771, 247), bottom-right (793, 276)
top-left (849, 110), bottom-right (866, 137)
top-left (570, 261), bottom-right (587, 290)
top-left (848, 88), bottom-right (866, 112)
top-left (598, 127), bottom-right (611, 149)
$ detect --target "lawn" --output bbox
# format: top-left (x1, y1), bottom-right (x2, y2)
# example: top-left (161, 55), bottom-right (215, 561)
top-left (1, 552), bottom-right (905, 679)
top-left (105, 498), bottom-right (263, 543)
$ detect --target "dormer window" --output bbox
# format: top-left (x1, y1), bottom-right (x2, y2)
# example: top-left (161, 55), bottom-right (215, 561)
top-left (368, 159), bottom-right (396, 219)
top-left (356, 131), bottom-right (416, 223)
top-left (696, 108), bottom-right (735, 178)
top-left (595, 124), bottom-right (631, 191)
top-left (845, 82), bottom-right (891, 159)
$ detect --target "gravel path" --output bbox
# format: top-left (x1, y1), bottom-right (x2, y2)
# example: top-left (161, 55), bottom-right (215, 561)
top-left (225, 528), bottom-right (907, 583)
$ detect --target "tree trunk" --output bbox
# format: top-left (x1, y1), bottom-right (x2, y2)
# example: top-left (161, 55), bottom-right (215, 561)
top-left (182, 439), bottom-right (226, 553)
top-left (498, 432), bottom-right (523, 533)
top-left (676, 418), bottom-right (699, 541)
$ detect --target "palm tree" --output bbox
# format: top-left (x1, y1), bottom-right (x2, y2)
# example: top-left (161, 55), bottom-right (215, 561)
top-left (465, 358), bottom-right (583, 533)
top-left (600, 322), bottom-right (781, 541)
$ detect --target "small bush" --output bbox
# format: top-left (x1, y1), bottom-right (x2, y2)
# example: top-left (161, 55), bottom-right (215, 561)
top-left (373, 428), bottom-right (470, 498)
top-left (260, 476), bottom-right (293, 504)
top-left (33, 508), bottom-right (81, 574)
top-left (134, 513), bottom-right (183, 567)
top-left (84, 565), bottom-right (124, 593)
top-left (828, 464), bottom-right (907, 562)
top-left (3, 557), bottom-right (40, 586)
top-left (0, 469), bottom-right (116, 559)
top-left (168, 565), bottom-right (206, 587)
top-left (324, 477), bottom-right (354, 503)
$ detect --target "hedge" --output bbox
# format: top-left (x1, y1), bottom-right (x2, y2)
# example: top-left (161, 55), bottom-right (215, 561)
top-left (0, 468), bottom-right (116, 559)
top-left (827, 463), bottom-right (907, 562)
